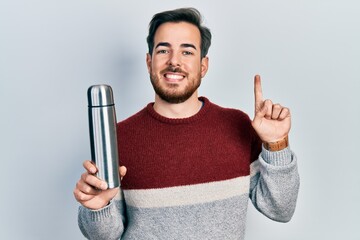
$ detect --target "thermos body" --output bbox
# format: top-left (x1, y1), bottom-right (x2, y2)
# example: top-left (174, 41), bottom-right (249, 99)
top-left (87, 85), bottom-right (120, 188)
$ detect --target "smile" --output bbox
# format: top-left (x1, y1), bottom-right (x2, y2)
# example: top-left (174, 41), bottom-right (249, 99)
top-left (164, 73), bottom-right (185, 82)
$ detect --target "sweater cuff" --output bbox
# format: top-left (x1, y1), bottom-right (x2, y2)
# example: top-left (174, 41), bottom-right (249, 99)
top-left (261, 145), bottom-right (292, 166)
top-left (79, 200), bottom-right (115, 222)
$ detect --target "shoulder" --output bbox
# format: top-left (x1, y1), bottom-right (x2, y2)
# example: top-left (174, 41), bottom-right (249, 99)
top-left (205, 97), bottom-right (251, 124)
top-left (205, 97), bottom-right (259, 146)
top-left (117, 104), bottom-right (151, 129)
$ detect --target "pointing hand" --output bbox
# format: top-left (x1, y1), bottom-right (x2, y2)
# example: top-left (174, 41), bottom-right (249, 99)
top-left (251, 75), bottom-right (291, 143)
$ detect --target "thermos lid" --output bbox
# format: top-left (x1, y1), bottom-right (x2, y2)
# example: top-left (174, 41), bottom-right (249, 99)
top-left (87, 85), bottom-right (114, 107)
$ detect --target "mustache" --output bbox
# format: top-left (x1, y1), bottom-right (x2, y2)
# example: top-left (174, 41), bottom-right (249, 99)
top-left (160, 66), bottom-right (187, 75)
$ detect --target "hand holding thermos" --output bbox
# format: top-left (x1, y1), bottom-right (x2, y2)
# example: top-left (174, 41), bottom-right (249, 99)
top-left (73, 85), bottom-right (126, 210)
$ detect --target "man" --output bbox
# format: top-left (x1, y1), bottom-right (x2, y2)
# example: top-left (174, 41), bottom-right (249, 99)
top-left (74, 8), bottom-right (299, 239)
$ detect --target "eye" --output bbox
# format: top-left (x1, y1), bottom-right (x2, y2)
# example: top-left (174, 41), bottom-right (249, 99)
top-left (183, 51), bottom-right (193, 56)
top-left (157, 49), bottom-right (168, 54)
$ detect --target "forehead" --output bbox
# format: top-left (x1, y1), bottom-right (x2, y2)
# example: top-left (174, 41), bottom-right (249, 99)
top-left (154, 21), bottom-right (201, 47)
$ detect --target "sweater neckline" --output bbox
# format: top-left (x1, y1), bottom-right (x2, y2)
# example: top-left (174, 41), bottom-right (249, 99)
top-left (146, 96), bottom-right (210, 124)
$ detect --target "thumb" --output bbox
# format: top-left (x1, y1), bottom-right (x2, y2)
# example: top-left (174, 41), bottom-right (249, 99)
top-left (119, 166), bottom-right (127, 180)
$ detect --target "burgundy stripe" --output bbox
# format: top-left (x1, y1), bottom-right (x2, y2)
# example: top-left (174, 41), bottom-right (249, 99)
top-left (117, 97), bottom-right (261, 190)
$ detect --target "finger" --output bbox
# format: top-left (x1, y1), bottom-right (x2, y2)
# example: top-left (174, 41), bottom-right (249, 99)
top-left (81, 172), bottom-right (108, 190)
top-left (73, 188), bottom-right (95, 202)
top-left (271, 104), bottom-right (282, 119)
top-left (76, 179), bottom-right (101, 195)
top-left (119, 166), bottom-right (127, 180)
top-left (263, 99), bottom-right (273, 119)
top-left (254, 75), bottom-right (263, 110)
top-left (279, 107), bottom-right (291, 120)
top-left (254, 102), bottom-right (267, 120)
top-left (83, 160), bottom-right (97, 174)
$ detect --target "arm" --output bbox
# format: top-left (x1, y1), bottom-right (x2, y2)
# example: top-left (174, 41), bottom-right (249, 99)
top-left (78, 190), bottom-right (126, 240)
top-left (73, 161), bottom-right (127, 239)
top-left (249, 75), bottom-right (300, 222)
top-left (249, 146), bottom-right (300, 222)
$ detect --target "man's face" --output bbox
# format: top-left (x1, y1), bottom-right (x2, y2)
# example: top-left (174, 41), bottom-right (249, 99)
top-left (146, 21), bottom-right (208, 103)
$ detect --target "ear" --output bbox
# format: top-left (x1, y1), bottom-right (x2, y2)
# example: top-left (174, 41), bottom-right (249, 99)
top-left (146, 53), bottom-right (152, 73)
top-left (200, 56), bottom-right (209, 78)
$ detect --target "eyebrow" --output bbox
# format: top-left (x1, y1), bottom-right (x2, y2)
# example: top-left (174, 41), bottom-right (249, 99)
top-left (155, 42), bottom-right (197, 50)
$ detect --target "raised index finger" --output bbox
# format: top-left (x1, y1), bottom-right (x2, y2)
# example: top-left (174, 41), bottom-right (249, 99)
top-left (254, 75), bottom-right (263, 108)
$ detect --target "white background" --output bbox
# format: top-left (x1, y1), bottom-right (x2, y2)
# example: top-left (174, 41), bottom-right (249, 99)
top-left (1, 0), bottom-right (359, 239)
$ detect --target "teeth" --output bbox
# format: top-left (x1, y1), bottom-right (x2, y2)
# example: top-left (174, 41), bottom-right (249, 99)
top-left (165, 74), bottom-right (184, 80)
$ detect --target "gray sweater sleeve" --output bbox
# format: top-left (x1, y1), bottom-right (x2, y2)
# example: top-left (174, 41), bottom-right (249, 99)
top-left (249, 146), bottom-right (300, 222)
top-left (78, 190), bottom-right (126, 240)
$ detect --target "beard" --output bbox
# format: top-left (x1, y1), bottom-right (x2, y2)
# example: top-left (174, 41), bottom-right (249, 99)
top-left (149, 66), bottom-right (202, 104)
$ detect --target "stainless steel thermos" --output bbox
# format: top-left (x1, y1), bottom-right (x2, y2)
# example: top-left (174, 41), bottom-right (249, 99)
top-left (87, 85), bottom-right (120, 188)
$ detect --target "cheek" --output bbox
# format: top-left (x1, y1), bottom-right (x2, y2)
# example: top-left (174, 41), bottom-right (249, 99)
top-left (182, 61), bottom-right (196, 71)
top-left (188, 63), bottom-right (202, 75)
top-left (152, 60), bottom-right (166, 71)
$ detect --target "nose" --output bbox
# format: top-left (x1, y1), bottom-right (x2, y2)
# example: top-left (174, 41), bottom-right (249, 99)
top-left (167, 52), bottom-right (181, 67)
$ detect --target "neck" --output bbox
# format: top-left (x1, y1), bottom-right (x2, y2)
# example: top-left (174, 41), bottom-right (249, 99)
top-left (153, 93), bottom-right (203, 119)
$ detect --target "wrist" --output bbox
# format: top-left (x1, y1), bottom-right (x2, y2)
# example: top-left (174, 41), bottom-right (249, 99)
top-left (263, 135), bottom-right (289, 151)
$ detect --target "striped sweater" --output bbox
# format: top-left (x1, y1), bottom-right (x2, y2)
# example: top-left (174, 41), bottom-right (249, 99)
top-left (78, 97), bottom-right (300, 240)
